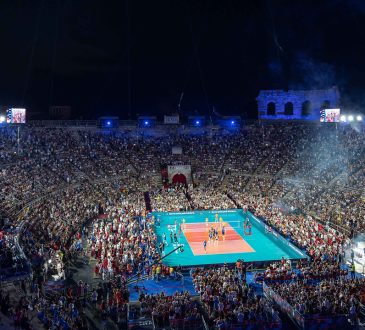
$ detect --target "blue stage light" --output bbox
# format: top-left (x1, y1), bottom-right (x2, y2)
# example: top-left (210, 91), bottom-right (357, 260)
top-left (106, 121), bottom-right (111, 126)
top-left (195, 120), bottom-right (200, 125)
top-left (144, 120), bottom-right (149, 126)
top-left (231, 120), bottom-right (235, 125)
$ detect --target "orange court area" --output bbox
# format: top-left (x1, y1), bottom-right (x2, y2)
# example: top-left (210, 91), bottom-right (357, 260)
top-left (183, 222), bottom-right (255, 256)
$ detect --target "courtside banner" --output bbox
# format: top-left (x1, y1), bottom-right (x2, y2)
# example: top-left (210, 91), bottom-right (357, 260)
top-left (167, 164), bottom-right (192, 183)
top-left (208, 210), bottom-right (237, 214)
top-left (164, 115), bottom-right (179, 124)
top-left (167, 211), bottom-right (195, 216)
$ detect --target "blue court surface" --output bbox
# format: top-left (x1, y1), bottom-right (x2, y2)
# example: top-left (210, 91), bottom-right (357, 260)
top-left (128, 276), bottom-right (196, 301)
top-left (152, 209), bottom-right (307, 267)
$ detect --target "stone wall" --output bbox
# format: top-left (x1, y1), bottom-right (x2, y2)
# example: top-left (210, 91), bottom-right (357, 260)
top-left (257, 86), bottom-right (340, 120)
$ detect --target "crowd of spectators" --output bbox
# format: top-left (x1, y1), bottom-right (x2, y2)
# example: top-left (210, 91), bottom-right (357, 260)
top-left (0, 122), bottom-right (364, 328)
top-left (150, 187), bottom-right (191, 212)
top-left (192, 266), bottom-right (281, 329)
top-left (90, 212), bottom-right (158, 280)
top-left (139, 291), bottom-right (201, 328)
top-left (0, 230), bottom-right (29, 280)
top-left (268, 278), bottom-right (365, 320)
top-left (255, 259), bottom-right (348, 282)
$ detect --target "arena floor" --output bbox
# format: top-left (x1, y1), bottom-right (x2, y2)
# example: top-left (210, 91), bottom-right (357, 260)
top-left (153, 209), bottom-right (307, 267)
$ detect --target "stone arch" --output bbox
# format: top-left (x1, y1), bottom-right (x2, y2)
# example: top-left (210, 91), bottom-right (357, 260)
top-left (284, 102), bottom-right (294, 115)
top-left (301, 100), bottom-right (311, 116)
top-left (267, 102), bottom-right (276, 116)
top-left (172, 173), bottom-right (187, 185)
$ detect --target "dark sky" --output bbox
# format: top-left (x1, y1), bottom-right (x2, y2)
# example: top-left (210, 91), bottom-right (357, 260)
top-left (0, 0), bottom-right (365, 119)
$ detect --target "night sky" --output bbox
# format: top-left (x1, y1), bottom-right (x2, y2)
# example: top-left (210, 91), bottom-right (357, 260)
top-left (0, 0), bottom-right (365, 119)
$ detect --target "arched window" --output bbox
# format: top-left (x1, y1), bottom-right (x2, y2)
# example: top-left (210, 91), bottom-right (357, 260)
top-left (321, 100), bottom-right (330, 110)
top-left (267, 102), bottom-right (276, 116)
top-left (284, 102), bottom-right (294, 115)
top-left (301, 101), bottom-right (311, 116)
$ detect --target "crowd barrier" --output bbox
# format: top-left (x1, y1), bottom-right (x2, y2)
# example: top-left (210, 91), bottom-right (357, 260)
top-left (263, 282), bottom-right (352, 329)
top-left (262, 274), bottom-right (348, 286)
top-left (263, 282), bottom-right (304, 328)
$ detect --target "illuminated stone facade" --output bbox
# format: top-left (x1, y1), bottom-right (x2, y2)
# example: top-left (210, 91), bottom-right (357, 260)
top-left (257, 86), bottom-right (340, 120)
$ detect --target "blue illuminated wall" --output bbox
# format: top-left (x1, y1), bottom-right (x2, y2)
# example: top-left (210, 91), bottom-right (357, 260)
top-left (257, 86), bottom-right (340, 121)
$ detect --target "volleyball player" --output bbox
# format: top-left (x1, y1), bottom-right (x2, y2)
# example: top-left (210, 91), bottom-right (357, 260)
top-left (205, 217), bottom-right (209, 227)
top-left (215, 213), bottom-right (219, 224)
top-left (203, 240), bottom-right (207, 254)
top-left (221, 224), bottom-right (226, 241)
top-left (163, 233), bottom-right (168, 246)
top-left (244, 218), bottom-right (251, 235)
top-left (208, 227), bottom-right (213, 243)
top-left (219, 217), bottom-right (223, 229)
top-left (178, 224), bottom-right (182, 241)
top-left (247, 222), bottom-right (252, 236)
top-left (215, 230), bottom-right (219, 245)
top-left (182, 218), bottom-right (186, 231)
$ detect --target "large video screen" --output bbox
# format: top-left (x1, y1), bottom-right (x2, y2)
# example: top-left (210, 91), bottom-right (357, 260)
top-left (6, 108), bottom-right (26, 123)
top-left (320, 108), bottom-right (340, 123)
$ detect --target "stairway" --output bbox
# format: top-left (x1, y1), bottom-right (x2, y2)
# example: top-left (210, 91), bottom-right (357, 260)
top-left (144, 191), bottom-right (152, 212)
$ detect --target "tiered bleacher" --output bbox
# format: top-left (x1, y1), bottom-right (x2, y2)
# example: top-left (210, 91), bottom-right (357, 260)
top-left (0, 121), bottom-right (364, 329)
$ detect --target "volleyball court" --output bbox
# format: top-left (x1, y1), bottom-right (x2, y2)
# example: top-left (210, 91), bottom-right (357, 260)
top-left (182, 221), bottom-right (255, 256)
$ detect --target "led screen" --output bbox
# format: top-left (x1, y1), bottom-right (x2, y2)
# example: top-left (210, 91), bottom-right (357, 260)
top-left (7, 108), bottom-right (26, 123)
top-left (320, 108), bottom-right (340, 122)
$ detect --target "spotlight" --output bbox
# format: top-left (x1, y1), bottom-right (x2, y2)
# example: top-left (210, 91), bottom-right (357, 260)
top-left (356, 115), bottom-right (362, 121)
top-left (144, 120), bottom-right (149, 126)
top-left (0, 116), bottom-right (5, 123)
top-left (348, 115), bottom-right (354, 122)
top-left (195, 120), bottom-right (200, 125)
top-left (106, 121), bottom-right (111, 126)
top-left (340, 115), bottom-right (346, 122)
top-left (231, 120), bottom-right (235, 125)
